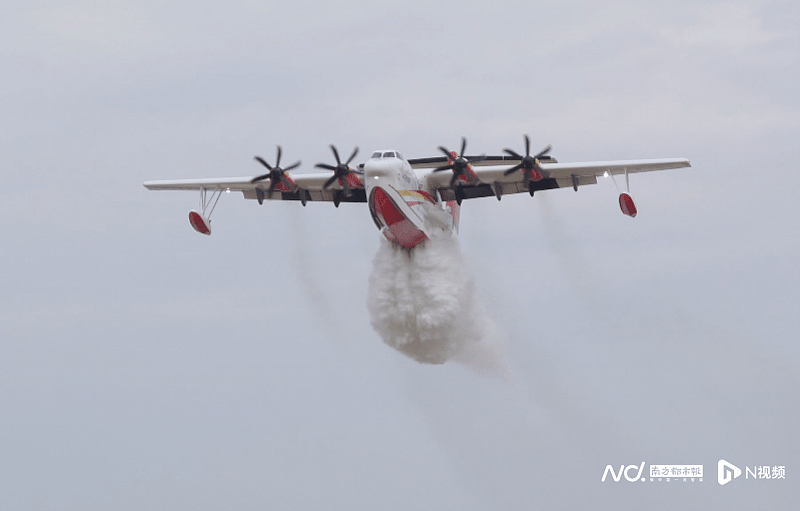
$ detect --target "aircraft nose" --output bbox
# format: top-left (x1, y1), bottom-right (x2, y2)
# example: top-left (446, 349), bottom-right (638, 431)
top-left (364, 159), bottom-right (398, 180)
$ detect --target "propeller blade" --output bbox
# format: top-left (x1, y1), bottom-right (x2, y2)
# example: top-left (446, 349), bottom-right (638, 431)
top-left (254, 156), bottom-right (272, 170)
top-left (330, 145), bottom-right (341, 165)
top-left (252, 156), bottom-right (274, 183)
top-left (433, 164), bottom-right (454, 172)
top-left (503, 148), bottom-right (522, 159)
top-left (535, 144), bottom-right (552, 159)
top-left (460, 137), bottom-right (466, 157)
top-left (323, 175), bottom-right (338, 189)
top-left (346, 146), bottom-right (359, 165)
top-left (504, 163), bottom-right (523, 176)
top-left (315, 163), bottom-right (337, 171)
top-left (524, 135), bottom-right (531, 156)
top-left (450, 172), bottom-right (459, 188)
top-left (275, 145), bottom-right (282, 168)
top-left (438, 146), bottom-right (452, 158)
top-left (284, 161), bottom-right (301, 172)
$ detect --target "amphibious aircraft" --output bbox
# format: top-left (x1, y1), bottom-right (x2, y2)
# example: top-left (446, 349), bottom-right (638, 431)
top-left (144, 136), bottom-right (690, 250)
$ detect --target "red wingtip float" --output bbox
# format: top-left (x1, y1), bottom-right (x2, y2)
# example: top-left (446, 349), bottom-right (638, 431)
top-left (618, 192), bottom-right (638, 218)
top-left (188, 210), bottom-right (211, 235)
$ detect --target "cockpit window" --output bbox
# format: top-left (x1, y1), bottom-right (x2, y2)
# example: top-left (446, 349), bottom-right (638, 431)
top-left (371, 151), bottom-right (405, 159)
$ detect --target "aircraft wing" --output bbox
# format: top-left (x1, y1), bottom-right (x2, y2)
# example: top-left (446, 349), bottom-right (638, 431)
top-left (424, 158), bottom-right (691, 201)
top-left (143, 171), bottom-right (366, 204)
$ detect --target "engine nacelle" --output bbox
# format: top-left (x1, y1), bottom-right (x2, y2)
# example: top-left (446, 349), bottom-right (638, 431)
top-left (618, 192), bottom-right (637, 218)
top-left (188, 210), bottom-right (212, 235)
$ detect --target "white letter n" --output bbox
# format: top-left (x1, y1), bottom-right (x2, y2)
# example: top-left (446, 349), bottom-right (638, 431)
top-left (602, 465), bottom-right (624, 482)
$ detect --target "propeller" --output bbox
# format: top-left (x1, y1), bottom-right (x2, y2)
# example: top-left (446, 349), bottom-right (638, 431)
top-left (433, 137), bottom-right (484, 187)
top-left (251, 145), bottom-right (301, 201)
top-left (503, 135), bottom-right (551, 186)
top-left (315, 144), bottom-right (360, 196)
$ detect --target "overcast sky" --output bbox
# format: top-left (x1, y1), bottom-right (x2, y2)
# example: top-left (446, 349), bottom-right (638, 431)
top-left (1, 0), bottom-right (798, 509)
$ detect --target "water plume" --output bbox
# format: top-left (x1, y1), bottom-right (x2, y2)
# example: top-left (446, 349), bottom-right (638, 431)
top-left (367, 235), bottom-right (506, 374)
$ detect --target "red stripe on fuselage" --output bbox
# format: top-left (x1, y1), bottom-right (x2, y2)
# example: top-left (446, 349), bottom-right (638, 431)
top-left (369, 187), bottom-right (428, 249)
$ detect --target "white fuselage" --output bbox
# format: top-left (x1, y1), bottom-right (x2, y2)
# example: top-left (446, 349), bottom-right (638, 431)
top-left (363, 150), bottom-right (459, 249)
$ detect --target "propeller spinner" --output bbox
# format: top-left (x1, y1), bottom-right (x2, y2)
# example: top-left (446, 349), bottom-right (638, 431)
top-left (315, 145), bottom-right (360, 196)
top-left (433, 137), bottom-right (484, 187)
top-left (503, 135), bottom-right (551, 186)
top-left (251, 145), bottom-right (301, 202)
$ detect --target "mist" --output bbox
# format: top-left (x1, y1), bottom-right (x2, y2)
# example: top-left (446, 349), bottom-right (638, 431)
top-left (367, 235), bottom-right (507, 375)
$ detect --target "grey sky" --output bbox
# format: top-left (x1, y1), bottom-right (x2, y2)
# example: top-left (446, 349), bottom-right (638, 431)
top-left (1, 0), bottom-right (798, 509)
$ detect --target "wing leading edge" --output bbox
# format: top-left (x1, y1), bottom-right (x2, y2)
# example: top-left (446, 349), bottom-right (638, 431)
top-left (143, 172), bottom-right (367, 204)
